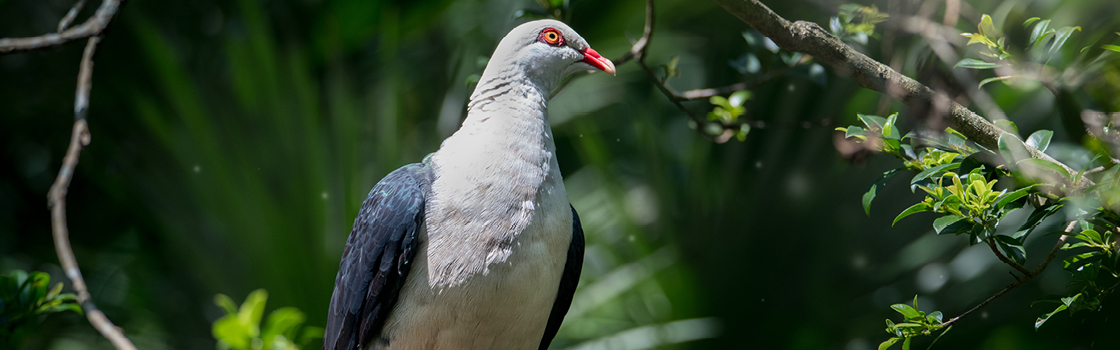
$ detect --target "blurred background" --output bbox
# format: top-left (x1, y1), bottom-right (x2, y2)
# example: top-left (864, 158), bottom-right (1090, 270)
top-left (2, 0), bottom-right (1119, 348)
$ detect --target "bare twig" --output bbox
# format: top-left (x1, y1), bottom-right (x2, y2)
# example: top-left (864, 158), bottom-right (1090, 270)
top-left (710, 0), bottom-right (1092, 191)
top-left (612, 0), bottom-right (655, 65)
top-left (938, 221), bottom-right (1078, 328)
top-left (58, 0), bottom-right (90, 32)
top-left (47, 36), bottom-right (137, 350)
top-left (0, 0), bottom-right (121, 55)
top-left (678, 67), bottom-right (790, 100)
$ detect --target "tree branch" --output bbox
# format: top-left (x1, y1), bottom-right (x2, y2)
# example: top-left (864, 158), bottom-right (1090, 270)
top-left (47, 36), bottom-right (137, 350)
top-left (938, 221), bottom-right (1077, 328)
top-left (58, 0), bottom-right (90, 33)
top-left (709, 0), bottom-right (1091, 191)
top-left (0, 0), bottom-right (121, 55)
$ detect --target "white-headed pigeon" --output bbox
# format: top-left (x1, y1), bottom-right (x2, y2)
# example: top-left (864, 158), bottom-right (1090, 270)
top-left (323, 19), bottom-right (615, 350)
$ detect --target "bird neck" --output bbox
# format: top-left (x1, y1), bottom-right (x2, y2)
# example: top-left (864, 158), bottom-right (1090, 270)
top-left (466, 69), bottom-right (550, 115)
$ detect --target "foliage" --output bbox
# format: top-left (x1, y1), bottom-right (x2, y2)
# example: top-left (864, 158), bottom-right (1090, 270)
top-left (880, 296), bottom-right (950, 350)
top-left (0, 270), bottom-right (81, 345)
top-left (841, 109), bottom-right (1120, 343)
top-left (834, 9), bottom-right (1120, 348)
top-left (830, 4), bottom-right (888, 46)
top-left (212, 289), bottom-right (323, 350)
top-left (955, 14), bottom-right (1120, 88)
top-left (707, 90), bottom-right (752, 141)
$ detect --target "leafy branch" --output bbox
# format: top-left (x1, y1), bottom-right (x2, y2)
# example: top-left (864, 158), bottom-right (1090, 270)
top-left (710, 0), bottom-right (1092, 192)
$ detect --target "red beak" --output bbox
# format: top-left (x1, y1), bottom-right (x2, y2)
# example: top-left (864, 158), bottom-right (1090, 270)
top-left (581, 47), bottom-right (616, 75)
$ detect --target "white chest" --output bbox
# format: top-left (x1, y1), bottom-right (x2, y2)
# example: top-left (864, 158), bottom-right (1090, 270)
top-left (371, 108), bottom-right (574, 349)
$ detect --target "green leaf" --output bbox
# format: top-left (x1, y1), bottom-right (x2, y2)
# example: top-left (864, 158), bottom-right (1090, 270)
top-left (891, 303), bottom-right (921, 319)
top-left (865, 169), bottom-right (902, 216)
top-left (736, 124), bottom-right (751, 141)
top-left (995, 186), bottom-right (1034, 210)
top-left (864, 184), bottom-right (878, 217)
top-left (893, 203), bottom-right (932, 226)
top-left (845, 125), bottom-right (867, 138)
top-left (880, 337), bottom-right (900, 350)
top-left (1035, 303), bottom-right (1068, 329)
top-left (1029, 19), bottom-right (1051, 46)
top-left (1018, 158), bottom-right (1071, 179)
top-left (978, 76), bottom-right (1014, 88)
top-left (928, 311), bottom-right (944, 323)
top-left (1050, 26), bottom-right (1082, 54)
top-left (215, 294), bottom-right (239, 316)
top-left (261, 307), bottom-right (307, 345)
top-left (997, 133), bottom-right (1030, 163)
top-left (728, 90), bottom-right (752, 107)
top-left (1026, 130), bottom-right (1053, 152)
top-left (911, 163), bottom-right (961, 185)
top-left (994, 235), bottom-right (1026, 265)
top-left (994, 120), bottom-right (1018, 135)
top-left (239, 289), bottom-right (269, 337)
top-left (858, 114), bottom-right (888, 131)
top-left (1015, 204), bottom-right (1062, 239)
top-left (1023, 17), bottom-right (1040, 27)
top-left (1076, 229), bottom-right (1101, 244)
top-left (1102, 45), bottom-right (1120, 53)
top-left (933, 215), bottom-right (966, 234)
top-left (954, 58), bottom-right (1001, 69)
top-left (883, 113), bottom-right (900, 139)
top-left (709, 95), bottom-right (730, 109)
top-left (978, 14), bottom-right (998, 38)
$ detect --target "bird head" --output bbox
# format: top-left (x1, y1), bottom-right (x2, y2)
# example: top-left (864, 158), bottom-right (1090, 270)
top-left (476, 19), bottom-right (615, 97)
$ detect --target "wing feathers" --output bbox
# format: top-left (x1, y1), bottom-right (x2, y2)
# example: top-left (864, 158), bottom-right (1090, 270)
top-left (324, 164), bottom-right (430, 350)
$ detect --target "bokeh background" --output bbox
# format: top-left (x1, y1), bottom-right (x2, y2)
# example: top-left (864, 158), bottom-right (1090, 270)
top-left (2, 0), bottom-right (1119, 348)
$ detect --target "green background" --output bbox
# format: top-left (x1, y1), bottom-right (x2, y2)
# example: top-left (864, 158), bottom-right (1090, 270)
top-left (1, 0), bottom-right (1118, 348)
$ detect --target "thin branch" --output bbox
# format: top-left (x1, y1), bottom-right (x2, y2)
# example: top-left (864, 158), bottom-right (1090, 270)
top-left (58, 0), bottom-right (90, 32)
top-left (938, 221), bottom-right (1078, 328)
top-left (0, 0), bottom-right (121, 55)
top-left (678, 67), bottom-right (789, 100)
top-left (47, 36), bottom-right (137, 350)
top-left (1032, 221), bottom-right (1077, 276)
top-left (613, 0), bottom-right (655, 65)
top-left (710, 0), bottom-right (1092, 191)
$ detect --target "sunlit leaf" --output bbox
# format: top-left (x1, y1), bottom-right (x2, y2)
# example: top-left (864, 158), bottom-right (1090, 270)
top-left (996, 185), bottom-right (1035, 210)
top-left (893, 203), bottom-right (932, 226)
top-left (994, 119), bottom-right (1018, 135)
top-left (978, 14), bottom-right (998, 39)
top-left (954, 58), bottom-right (1001, 69)
top-left (1102, 45), bottom-right (1120, 53)
top-left (911, 163), bottom-right (960, 185)
top-left (1026, 130), bottom-right (1053, 152)
top-left (933, 215), bottom-right (966, 234)
top-left (1029, 19), bottom-right (1051, 47)
top-left (1023, 17), bottom-right (1040, 27)
top-left (879, 337), bottom-right (900, 350)
top-left (865, 169), bottom-right (902, 216)
top-left (1018, 158), bottom-right (1071, 179)
top-left (1035, 302), bottom-right (1068, 329)
top-left (728, 90), bottom-right (752, 107)
top-left (858, 114), bottom-right (888, 130)
top-left (1050, 26), bottom-right (1082, 54)
top-left (978, 76), bottom-right (1014, 88)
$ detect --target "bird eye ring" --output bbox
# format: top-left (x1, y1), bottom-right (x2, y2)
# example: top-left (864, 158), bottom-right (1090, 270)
top-left (538, 28), bottom-right (564, 46)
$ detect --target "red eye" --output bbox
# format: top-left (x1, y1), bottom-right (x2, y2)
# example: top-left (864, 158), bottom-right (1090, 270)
top-left (538, 28), bottom-right (564, 46)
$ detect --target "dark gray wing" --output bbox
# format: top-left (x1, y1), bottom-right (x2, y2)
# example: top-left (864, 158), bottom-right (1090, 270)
top-left (538, 204), bottom-right (585, 350)
top-left (324, 163), bottom-right (431, 350)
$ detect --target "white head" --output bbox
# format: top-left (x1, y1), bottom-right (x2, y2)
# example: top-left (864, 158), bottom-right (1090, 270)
top-left (472, 19), bottom-right (615, 100)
